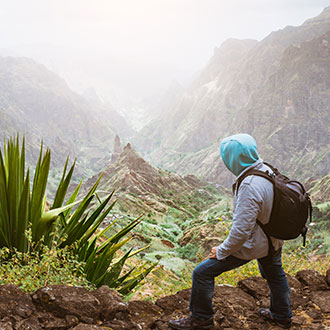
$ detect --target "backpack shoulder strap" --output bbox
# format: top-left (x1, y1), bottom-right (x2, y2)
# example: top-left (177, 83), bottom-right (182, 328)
top-left (264, 162), bottom-right (290, 181)
top-left (263, 162), bottom-right (277, 172)
top-left (234, 169), bottom-right (274, 195)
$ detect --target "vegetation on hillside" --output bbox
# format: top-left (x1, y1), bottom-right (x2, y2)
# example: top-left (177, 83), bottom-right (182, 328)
top-left (132, 194), bottom-right (330, 300)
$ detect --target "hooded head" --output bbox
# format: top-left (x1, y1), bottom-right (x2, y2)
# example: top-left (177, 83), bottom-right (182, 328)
top-left (220, 134), bottom-right (259, 176)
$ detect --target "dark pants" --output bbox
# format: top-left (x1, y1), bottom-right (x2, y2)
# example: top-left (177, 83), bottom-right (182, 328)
top-left (190, 249), bottom-right (292, 321)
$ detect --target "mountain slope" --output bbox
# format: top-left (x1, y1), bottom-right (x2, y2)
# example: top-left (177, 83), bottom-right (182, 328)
top-left (0, 56), bottom-right (132, 179)
top-left (310, 174), bottom-right (330, 203)
top-left (237, 30), bottom-right (330, 180)
top-left (135, 6), bottom-right (330, 184)
top-left (135, 38), bottom-right (258, 153)
top-left (79, 143), bottom-right (231, 272)
top-left (83, 143), bottom-right (222, 217)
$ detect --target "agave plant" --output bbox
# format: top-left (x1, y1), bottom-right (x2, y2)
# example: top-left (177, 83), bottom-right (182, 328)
top-left (0, 136), bottom-right (155, 291)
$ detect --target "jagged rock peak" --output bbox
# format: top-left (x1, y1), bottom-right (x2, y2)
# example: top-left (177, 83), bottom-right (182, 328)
top-left (124, 143), bottom-right (132, 150)
top-left (114, 135), bottom-right (121, 151)
top-left (322, 5), bottom-right (330, 12)
top-left (312, 5), bottom-right (330, 18)
top-left (301, 5), bottom-right (330, 28)
top-left (115, 142), bottom-right (157, 176)
top-left (110, 135), bottom-right (122, 164)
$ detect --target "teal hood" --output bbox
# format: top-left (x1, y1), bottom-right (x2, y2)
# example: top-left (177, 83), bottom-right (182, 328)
top-left (220, 134), bottom-right (259, 176)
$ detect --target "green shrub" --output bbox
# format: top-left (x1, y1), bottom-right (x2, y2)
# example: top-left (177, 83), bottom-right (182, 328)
top-left (0, 246), bottom-right (93, 292)
top-left (0, 136), bottom-right (155, 295)
top-left (176, 243), bottom-right (199, 261)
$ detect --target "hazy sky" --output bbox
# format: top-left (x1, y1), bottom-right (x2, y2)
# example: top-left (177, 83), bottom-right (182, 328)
top-left (0, 0), bottom-right (329, 99)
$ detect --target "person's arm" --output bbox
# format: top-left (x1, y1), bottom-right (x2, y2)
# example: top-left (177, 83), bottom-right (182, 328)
top-left (215, 180), bottom-right (263, 260)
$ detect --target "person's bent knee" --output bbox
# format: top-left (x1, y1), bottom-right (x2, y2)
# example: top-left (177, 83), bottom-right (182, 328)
top-left (192, 259), bottom-right (217, 281)
top-left (192, 264), bottom-right (203, 280)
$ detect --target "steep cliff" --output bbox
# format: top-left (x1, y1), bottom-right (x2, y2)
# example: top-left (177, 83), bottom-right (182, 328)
top-left (135, 7), bottom-right (330, 185)
top-left (238, 30), bottom-right (330, 181)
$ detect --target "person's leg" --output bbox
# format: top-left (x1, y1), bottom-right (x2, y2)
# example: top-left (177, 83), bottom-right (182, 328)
top-left (190, 256), bottom-right (250, 319)
top-left (257, 249), bottom-right (292, 322)
top-left (169, 256), bottom-right (250, 329)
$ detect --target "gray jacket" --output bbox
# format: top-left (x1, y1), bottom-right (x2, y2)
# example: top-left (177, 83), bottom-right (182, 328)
top-left (216, 159), bottom-right (283, 260)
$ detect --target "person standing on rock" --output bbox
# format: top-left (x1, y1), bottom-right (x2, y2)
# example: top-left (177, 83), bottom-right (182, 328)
top-left (169, 133), bottom-right (292, 329)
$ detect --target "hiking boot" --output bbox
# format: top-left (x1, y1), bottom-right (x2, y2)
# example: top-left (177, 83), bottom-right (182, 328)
top-left (259, 308), bottom-right (292, 329)
top-left (169, 315), bottom-right (214, 329)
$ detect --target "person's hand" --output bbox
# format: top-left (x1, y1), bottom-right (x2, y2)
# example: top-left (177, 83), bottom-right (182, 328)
top-left (208, 246), bottom-right (218, 259)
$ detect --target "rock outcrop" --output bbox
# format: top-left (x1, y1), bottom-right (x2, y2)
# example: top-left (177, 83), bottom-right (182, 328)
top-left (1, 269), bottom-right (330, 329)
top-left (111, 135), bottom-right (122, 163)
top-left (82, 143), bottom-right (220, 216)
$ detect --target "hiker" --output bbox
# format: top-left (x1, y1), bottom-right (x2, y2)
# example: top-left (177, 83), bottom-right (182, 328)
top-left (169, 133), bottom-right (292, 329)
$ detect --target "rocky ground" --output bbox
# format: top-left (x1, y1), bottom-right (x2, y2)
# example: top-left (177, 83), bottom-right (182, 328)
top-left (0, 269), bottom-right (329, 330)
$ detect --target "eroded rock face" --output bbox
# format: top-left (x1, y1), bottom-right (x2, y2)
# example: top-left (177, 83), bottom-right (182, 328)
top-left (0, 268), bottom-right (329, 329)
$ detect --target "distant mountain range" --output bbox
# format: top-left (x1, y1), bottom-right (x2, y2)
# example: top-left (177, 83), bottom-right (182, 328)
top-left (0, 56), bottom-right (133, 180)
top-left (1, 6), bottom-right (330, 195)
top-left (135, 6), bottom-right (330, 186)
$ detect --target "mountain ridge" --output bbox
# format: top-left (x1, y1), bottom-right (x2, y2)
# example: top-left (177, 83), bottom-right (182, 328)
top-left (134, 6), bottom-right (330, 186)
top-left (81, 142), bottom-right (222, 217)
top-left (0, 55), bottom-right (133, 181)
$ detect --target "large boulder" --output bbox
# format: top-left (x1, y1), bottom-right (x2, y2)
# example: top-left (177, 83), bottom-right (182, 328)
top-left (311, 291), bottom-right (330, 313)
top-left (90, 285), bottom-right (128, 321)
top-left (0, 285), bottom-right (36, 319)
top-left (296, 270), bottom-right (328, 290)
top-left (32, 286), bottom-right (100, 323)
top-left (238, 276), bottom-right (270, 307)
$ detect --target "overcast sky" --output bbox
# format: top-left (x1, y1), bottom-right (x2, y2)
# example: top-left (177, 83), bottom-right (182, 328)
top-left (0, 0), bottom-right (329, 99)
